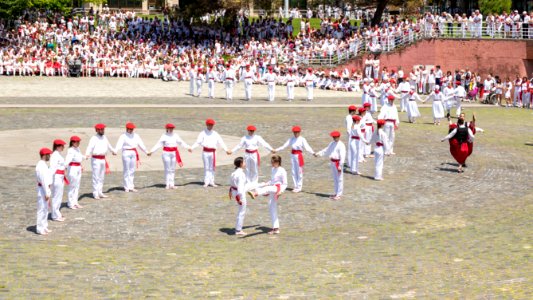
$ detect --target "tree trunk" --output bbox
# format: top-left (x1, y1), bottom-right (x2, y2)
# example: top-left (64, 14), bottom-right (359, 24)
top-left (371, 0), bottom-right (388, 27)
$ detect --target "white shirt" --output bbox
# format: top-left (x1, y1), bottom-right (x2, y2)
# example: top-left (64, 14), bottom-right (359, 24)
top-left (191, 129), bottom-right (228, 151)
top-left (264, 72), bottom-right (277, 84)
top-left (65, 147), bottom-right (84, 166)
top-left (350, 123), bottom-right (368, 143)
top-left (345, 114), bottom-right (354, 134)
top-left (231, 134), bottom-right (273, 153)
top-left (150, 132), bottom-right (190, 153)
top-left (378, 103), bottom-right (400, 125)
top-left (49, 150), bottom-right (66, 176)
top-left (266, 166), bottom-right (288, 192)
top-left (370, 128), bottom-right (390, 148)
top-left (230, 168), bottom-right (246, 195)
top-left (85, 134), bottom-right (115, 156)
top-left (275, 136), bottom-right (314, 153)
top-left (35, 160), bottom-right (52, 197)
top-left (317, 140), bottom-right (346, 164)
top-left (443, 125), bottom-right (475, 142)
top-left (115, 132), bottom-right (148, 153)
top-left (223, 69), bottom-right (236, 81)
top-left (455, 85), bottom-right (467, 98)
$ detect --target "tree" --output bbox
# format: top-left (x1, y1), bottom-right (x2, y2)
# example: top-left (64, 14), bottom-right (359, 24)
top-left (0, 0), bottom-right (70, 20)
top-left (478, 0), bottom-right (511, 15)
top-left (371, 0), bottom-right (388, 26)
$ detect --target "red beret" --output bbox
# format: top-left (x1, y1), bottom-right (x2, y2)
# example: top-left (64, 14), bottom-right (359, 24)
top-left (330, 131), bottom-right (341, 138)
top-left (53, 139), bottom-right (66, 145)
top-left (352, 115), bottom-right (362, 121)
top-left (348, 105), bottom-right (357, 111)
top-left (205, 119), bottom-right (215, 125)
top-left (94, 123), bottom-right (106, 130)
top-left (308, 67), bottom-right (313, 72)
top-left (70, 136), bottom-right (81, 142)
top-left (358, 107), bottom-right (366, 113)
top-left (387, 95), bottom-right (395, 100)
top-left (363, 103), bottom-right (371, 108)
top-left (126, 122), bottom-right (136, 129)
top-left (247, 125), bottom-right (256, 131)
top-left (292, 126), bottom-right (301, 132)
top-left (246, 64), bottom-right (250, 67)
top-left (377, 119), bottom-right (386, 126)
top-left (165, 123), bottom-right (175, 129)
top-left (39, 147), bottom-right (52, 156)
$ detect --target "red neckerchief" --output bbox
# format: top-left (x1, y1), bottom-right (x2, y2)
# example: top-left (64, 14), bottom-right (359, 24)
top-left (435, 90), bottom-right (440, 94)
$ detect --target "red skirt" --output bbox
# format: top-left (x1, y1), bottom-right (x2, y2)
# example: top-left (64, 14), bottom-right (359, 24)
top-left (449, 140), bottom-right (469, 165)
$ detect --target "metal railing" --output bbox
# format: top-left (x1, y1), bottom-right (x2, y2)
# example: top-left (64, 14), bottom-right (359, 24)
top-left (300, 23), bottom-right (533, 66)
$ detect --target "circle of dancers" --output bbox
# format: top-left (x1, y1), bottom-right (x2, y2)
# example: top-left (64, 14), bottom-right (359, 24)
top-left (34, 107), bottom-right (480, 236)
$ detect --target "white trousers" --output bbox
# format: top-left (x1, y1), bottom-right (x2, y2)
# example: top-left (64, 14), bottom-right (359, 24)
top-left (267, 83), bottom-right (275, 101)
top-left (364, 126), bottom-right (373, 155)
top-left (67, 166), bottom-right (82, 208)
top-left (287, 84), bottom-right (294, 100)
top-left (306, 85), bottom-right (314, 100)
top-left (196, 81), bottom-right (203, 97)
top-left (202, 151), bottom-right (216, 185)
top-left (370, 96), bottom-right (378, 113)
top-left (189, 79), bottom-right (196, 95)
top-left (91, 158), bottom-right (106, 197)
top-left (349, 138), bottom-right (362, 173)
top-left (36, 187), bottom-right (48, 234)
top-left (455, 98), bottom-right (463, 117)
top-left (290, 154), bottom-right (303, 190)
top-left (255, 185), bottom-right (280, 228)
top-left (513, 89), bottom-right (521, 106)
top-left (51, 174), bottom-right (64, 220)
top-left (346, 135), bottom-right (352, 168)
top-left (244, 152), bottom-right (260, 185)
top-left (244, 82), bottom-right (252, 100)
top-left (400, 93), bottom-right (409, 111)
top-left (384, 122), bottom-right (395, 154)
top-left (207, 80), bottom-right (215, 98)
top-left (374, 145), bottom-right (384, 180)
top-left (162, 151), bottom-right (177, 187)
top-left (122, 150), bottom-right (137, 190)
top-left (232, 189), bottom-right (247, 231)
top-left (330, 162), bottom-right (343, 196)
top-left (225, 81), bottom-right (234, 100)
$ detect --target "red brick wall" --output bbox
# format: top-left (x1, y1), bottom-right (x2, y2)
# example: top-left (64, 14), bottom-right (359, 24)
top-left (341, 39), bottom-right (533, 79)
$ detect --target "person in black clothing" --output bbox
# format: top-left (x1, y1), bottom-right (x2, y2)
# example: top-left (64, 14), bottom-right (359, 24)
top-left (441, 116), bottom-right (475, 173)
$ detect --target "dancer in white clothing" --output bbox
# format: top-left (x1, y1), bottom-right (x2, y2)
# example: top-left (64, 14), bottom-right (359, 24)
top-left (85, 123), bottom-right (116, 199)
top-left (148, 123), bottom-right (190, 189)
top-left (344, 105), bottom-right (357, 169)
top-left (35, 148), bottom-right (53, 235)
top-left (349, 115), bottom-right (369, 175)
top-left (314, 131), bottom-right (346, 200)
top-left (377, 95), bottom-right (399, 155)
top-left (49, 139), bottom-right (68, 222)
top-left (65, 136), bottom-right (84, 209)
top-left (371, 120), bottom-right (391, 180)
top-left (406, 86), bottom-right (422, 123)
top-left (249, 155), bottom-right (288, 234)
top-left (229, 125), bottom-right (273, 185)
top-left (115, 122), bottom-right (148, 192)
top-left (272, 126), bottom-right (314, 192)
top-left (229, 157), bottom-right (252, 236)
top-left (189, 119), bottom-right (230, 187)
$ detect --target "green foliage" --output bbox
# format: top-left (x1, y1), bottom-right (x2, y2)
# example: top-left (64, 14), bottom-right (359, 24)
top-left (478, 0), bottom-right (512, 15)
top-left (0, 0), bottom-right (71, 19)
top-left (85, 0), bottom-right (107, 5)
